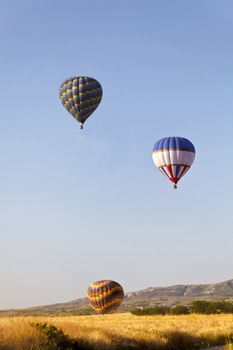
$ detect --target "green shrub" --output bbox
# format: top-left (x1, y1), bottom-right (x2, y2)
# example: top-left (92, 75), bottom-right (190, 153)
top-left (33, 322), bottom-right (92, 349)
top-left (132, 301), bottom-right (233, 316)
top-left (34, 323), bottom-right (72, 349)
top-left (170, 305), bottom-right (190, 315)
top-left (190, 300), bottom-right (233, 314)
top-left (131, 306), bottom-right (170, 315)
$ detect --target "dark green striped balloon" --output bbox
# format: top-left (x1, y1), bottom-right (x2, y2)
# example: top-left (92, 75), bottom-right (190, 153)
top-left (87, 280), bottom-right (124, 314)
top-left (59, 76), bottom-right (103, 129)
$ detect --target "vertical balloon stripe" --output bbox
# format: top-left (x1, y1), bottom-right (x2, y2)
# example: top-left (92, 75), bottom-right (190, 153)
top-left (159, 167), bottom-right (167, 177)
top-left (161, 166), bottom-right (170, 178)
top-left (71, 78), bottom-right (79, 114)
top-left (179, 166), bottom-right (190, 179)
top-left (176, 166), bottom-right (184, 178)
top-left (166, 165), bottom-right (173, 178)
top-left (172, 165), bottom-right (177, 178)
top-left (174, 165), bottom-right (180, 178)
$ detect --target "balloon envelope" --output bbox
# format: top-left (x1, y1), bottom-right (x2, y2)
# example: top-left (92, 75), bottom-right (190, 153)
top-left (87, 280), bottom-right (124, 314)
top-left (152, 136), bottom-right (195, 188)
top-left (59, 76), bottom-right (103, 127)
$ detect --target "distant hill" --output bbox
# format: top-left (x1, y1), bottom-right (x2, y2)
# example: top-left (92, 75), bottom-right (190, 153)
top-left (123, 278), bottom-right (233, 309)
top-left (1, 279), bottom-right (233, 316)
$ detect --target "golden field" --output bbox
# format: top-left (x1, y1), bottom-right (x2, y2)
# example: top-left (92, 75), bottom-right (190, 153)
top-left (0, 313), bottom-right (232, 349)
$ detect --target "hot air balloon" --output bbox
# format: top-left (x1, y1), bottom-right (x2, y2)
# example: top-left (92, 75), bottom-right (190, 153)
top-left (152, 136), bottom-right (195, 189)
top-left (87, 280), bottom-right (124, 314)
top-left (59, 76), bottom-right (103, 129)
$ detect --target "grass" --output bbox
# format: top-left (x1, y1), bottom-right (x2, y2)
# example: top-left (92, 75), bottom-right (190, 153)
top-left (0, 313), bottom-right (232, 349)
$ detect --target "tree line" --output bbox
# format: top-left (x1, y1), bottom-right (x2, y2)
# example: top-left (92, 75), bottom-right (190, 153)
top-left (131, 300), bottom-right (233, 315)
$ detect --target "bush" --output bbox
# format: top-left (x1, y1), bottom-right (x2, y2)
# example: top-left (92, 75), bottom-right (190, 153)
top-left (132, 301), bottom-right (233, 316)
top-left (190, 301), bottom-right (233, 314)
top-left (34, 323), bottom-right (72, 349)
top-left (170, 305), bottom-right (190, 315)
top-left (33, 323), bottom-right (92, 349)
top-left (131, 306), bottom-right (170, 315)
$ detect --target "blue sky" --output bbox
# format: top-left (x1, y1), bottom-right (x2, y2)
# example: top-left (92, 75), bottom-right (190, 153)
top-left (0, 0), bottom-right (233, 308)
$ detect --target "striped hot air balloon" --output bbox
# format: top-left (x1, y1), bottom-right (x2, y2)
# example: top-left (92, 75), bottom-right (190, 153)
top-left (152, 136), bottom-right (195, 189)
top-left (87, 280), bottom-right (124, 314)
top-left (59, 76), bottom-right (103, 129)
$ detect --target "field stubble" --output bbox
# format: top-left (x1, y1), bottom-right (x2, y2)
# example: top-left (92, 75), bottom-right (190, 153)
top-left (0, 313), bottom-right (232, 349)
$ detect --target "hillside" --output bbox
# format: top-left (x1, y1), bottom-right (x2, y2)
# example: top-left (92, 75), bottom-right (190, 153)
top-left (1, 279), bottom-right (233, 316)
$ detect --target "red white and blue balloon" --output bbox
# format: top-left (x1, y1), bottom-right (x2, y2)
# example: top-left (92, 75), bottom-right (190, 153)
top-left (152, 137), bottom-right (195, 188)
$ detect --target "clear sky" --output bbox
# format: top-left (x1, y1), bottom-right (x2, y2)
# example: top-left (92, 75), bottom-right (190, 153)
top-left (0, 0), bottom-right (233, 309)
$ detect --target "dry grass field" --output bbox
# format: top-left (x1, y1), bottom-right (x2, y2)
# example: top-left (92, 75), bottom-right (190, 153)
top-left (0, 313), bottom-right (232, 349)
